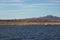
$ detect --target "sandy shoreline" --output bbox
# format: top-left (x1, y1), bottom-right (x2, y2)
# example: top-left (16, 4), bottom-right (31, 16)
top-left (0, 22), bottom-right (60, 25)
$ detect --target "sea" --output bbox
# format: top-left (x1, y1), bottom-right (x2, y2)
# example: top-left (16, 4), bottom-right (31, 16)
top-left (0, 25), bottom-right (60, 40)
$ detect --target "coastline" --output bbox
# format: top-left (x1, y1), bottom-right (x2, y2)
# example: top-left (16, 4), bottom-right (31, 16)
top-left (0, 22), bottom-right (60, 25)
top-left (0, 15), bottom-right (60, 26)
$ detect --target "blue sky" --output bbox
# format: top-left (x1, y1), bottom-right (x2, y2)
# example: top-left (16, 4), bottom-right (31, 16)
top-left (0, 0), bottom-right (60, 19)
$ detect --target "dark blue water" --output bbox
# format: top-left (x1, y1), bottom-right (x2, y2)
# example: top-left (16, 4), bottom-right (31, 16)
top-left (0, 25), bottom-right (60, 40)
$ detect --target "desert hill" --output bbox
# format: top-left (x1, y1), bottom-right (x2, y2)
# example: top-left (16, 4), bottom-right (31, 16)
top-left (0, 15), bottom-right (60, 25)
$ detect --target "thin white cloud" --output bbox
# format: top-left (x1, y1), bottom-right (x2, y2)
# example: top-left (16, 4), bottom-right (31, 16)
top-left (54, 1), bottom-right (60, 2)
top-left (0, 0), bottom-right (25, 2)
top-left (0, 10), bottom-right (26, 19)
top-left (0, 3), bottom-right (60, 6)
top-left (0, 10), bottom-right (24, 14)
top-left (0, 3), bottom-right (60, 9)
top-left (0, 4), bottom-right (23, 6)
top-left (23, 4), bottom-right (36, 8)
top-left (50, 0), bottom-right (60, 3)
top-left (32, 3), bottom-right (60, 5)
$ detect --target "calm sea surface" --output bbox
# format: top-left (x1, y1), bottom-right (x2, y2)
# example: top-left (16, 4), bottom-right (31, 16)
top-left (0, 25), bottom-right (60, 40)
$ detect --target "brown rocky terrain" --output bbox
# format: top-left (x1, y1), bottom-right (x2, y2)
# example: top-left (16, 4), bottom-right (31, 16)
top-left (0, 15), bottom-right (60, 25)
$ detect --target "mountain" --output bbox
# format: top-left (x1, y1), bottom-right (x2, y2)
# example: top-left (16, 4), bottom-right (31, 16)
top-left (21, 15), bottom-right (60, 22)
top-left (0, 15), bottom-right (60, 22)
top-left (0, 15), bottom-right (60, 25)
top-left (9, 15), bottom-right (60, 22)
top-left (40, 15), bottom-right (60, 21)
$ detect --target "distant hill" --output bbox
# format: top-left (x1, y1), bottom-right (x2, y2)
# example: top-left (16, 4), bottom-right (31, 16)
top-left (0, 15), bottom-right (60, 22)
top-left (39, 15), bottom-right (60, 21)
top-left (0, 15), bottom-right (60, 25)
top-left (20, 15), bottom-right (60, 22)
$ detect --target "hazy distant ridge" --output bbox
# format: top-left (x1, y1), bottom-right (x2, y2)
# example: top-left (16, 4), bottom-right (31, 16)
top-left (0, 15), bottom-right (60, 22)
